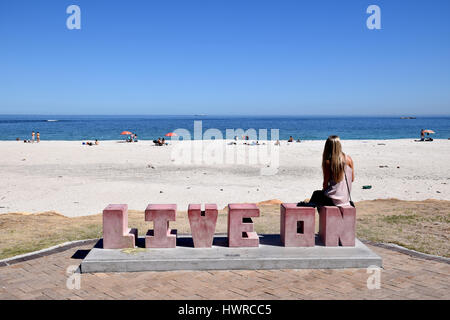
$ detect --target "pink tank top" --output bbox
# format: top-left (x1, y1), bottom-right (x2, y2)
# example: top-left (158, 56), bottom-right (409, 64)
top-left (324, 165), bottom-right (353, 207)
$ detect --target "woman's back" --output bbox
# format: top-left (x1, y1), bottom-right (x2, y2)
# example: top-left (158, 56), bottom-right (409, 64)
top-left (324, 162), bottom-right (353, 207)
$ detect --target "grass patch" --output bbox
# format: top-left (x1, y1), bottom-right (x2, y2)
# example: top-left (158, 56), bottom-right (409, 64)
top-left (381, 214), bottom-right (419, 224)
top-left (356, 199), bottom-right (449, 257)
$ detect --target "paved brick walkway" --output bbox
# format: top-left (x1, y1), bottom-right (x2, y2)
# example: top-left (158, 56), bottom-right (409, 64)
top-left (0, 244), bottom-right (449, 300)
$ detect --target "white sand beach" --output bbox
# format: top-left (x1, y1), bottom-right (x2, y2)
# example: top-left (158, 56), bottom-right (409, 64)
top-left (0, 139), bottom-right (448, 217)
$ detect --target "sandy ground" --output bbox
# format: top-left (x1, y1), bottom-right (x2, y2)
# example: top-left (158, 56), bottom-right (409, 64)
top-left (0, 139), bottom-right (449, 217)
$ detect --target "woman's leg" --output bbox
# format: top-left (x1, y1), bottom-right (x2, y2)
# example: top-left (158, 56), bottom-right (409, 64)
top-left (298, 190), bottom-right (334, 207)
top-left (310, 190), bottom-right (334, 207)
top-left (309, 190), bottom-right (324, 205)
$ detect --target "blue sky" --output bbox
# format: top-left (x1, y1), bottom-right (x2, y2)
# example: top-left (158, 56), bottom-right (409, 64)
top-left (0, 0), bottom-right (449, 115)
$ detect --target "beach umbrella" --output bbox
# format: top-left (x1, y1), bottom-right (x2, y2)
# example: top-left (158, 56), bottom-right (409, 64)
top-left (423, 130), bottom-right (435, 134)
top-left (121, 131), bottom-right (133, 135)
top-left (165, 132), bottom-right (177, 137)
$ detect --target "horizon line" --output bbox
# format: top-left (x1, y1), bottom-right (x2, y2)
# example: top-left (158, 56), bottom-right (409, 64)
top-left (0, 113), bottom-right (449, 117)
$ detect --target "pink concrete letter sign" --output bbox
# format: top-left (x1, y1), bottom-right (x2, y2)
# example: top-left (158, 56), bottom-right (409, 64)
top-left (145, 204), bottom-right (177, 248)
top-left (228, 203), bottom-right (260, 247)
top-left (319, 206), bottom-right (356, 246)
top-left (188, 204), bottom-right (218, 248)
top-left (280, 204), bottom-right (315, 247)
top-left (102, 204), bottom-right (138, 249)
top-left (101, 202), bottom-right (356, 249)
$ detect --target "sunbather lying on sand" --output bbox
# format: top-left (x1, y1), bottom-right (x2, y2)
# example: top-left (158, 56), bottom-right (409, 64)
top-left (153, 138), bottom-right (168, 146)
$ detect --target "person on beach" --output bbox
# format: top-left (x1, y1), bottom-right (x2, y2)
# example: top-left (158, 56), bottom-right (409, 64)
top-left (298, 135), bottom-right (354, 208)
top-left (153, 137), bottom-right (162, 146)
top-left (420, 129), bottom-right (425, 141)
top-left (31, 131), bottom-right (35, 143)
top-left (288, 136), bottom-right (293, 142)
top-left (82, 140), bottom-right (98, 146)
top-left (36, 132), bottom-right (40, 143)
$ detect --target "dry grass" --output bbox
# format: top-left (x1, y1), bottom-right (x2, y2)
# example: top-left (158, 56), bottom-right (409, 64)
top-left (0, 199), bottom-right (448, 260)
top-left (355, 199), bottom-right (449, 257)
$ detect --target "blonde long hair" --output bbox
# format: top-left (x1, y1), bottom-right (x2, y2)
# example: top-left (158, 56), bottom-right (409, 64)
top-left (322, 135), bottom-right (346, 183)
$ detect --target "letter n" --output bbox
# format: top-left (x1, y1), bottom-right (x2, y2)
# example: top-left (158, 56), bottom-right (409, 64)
top-left (318, 206), bottom-right (356, 246)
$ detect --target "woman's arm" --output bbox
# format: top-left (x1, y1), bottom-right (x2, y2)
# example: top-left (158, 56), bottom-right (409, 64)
top-left (322, 160), bottom-right (330, 190)
top-left (347, 155), bottom-right (355, 182)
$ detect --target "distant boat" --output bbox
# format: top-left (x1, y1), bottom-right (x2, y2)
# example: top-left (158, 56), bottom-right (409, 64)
top-left (47, 119), bottom-right (59, 122)
top-left (400, 117), bottom-right (416, 119)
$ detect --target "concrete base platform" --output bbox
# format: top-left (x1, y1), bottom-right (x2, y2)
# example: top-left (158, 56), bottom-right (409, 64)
top-left (80, 235), bottom-right (382, 273)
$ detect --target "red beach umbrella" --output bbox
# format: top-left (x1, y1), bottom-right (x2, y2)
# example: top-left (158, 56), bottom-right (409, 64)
top-left (121, 131), bottom-right (133, 135)
top-left (165, 132), bottom-right (177, 137)
top-left (423, 130), bottom-right (435, 134)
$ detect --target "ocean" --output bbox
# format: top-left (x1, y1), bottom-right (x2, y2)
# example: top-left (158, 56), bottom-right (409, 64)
top-left (0, 115), bottom-right (449, 141)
